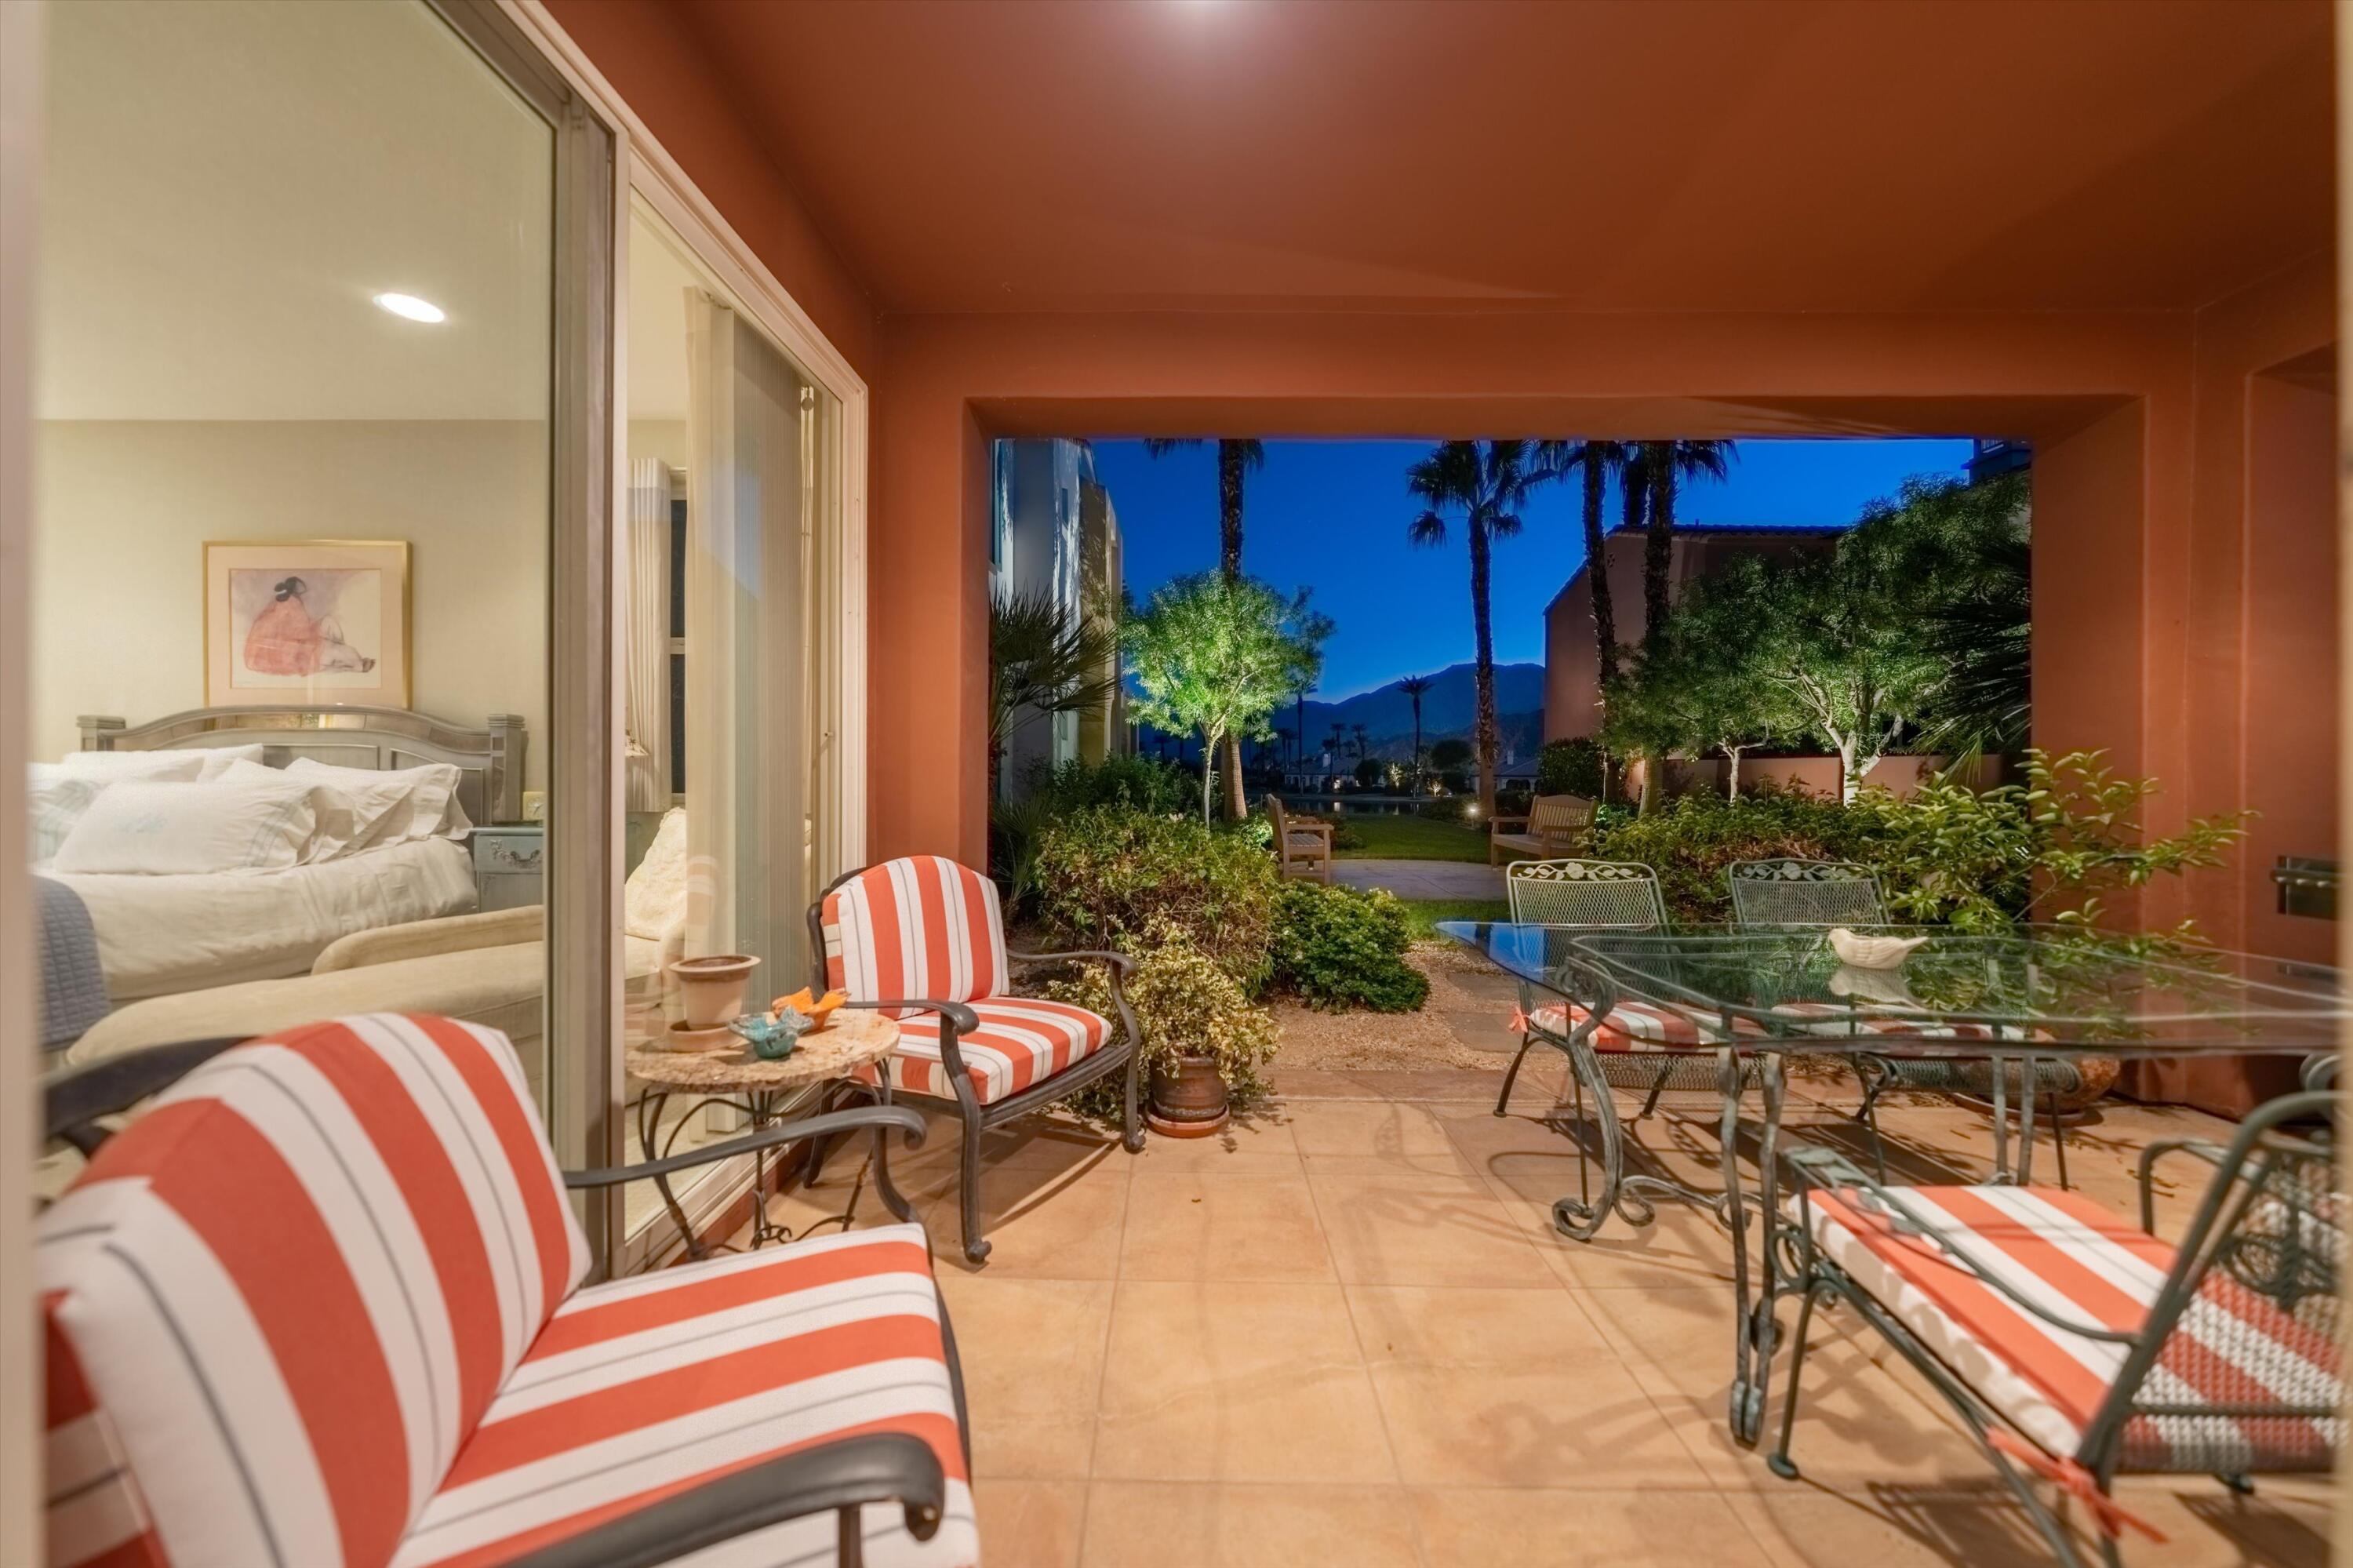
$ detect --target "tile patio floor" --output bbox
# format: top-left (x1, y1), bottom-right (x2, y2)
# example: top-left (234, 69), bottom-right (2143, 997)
top-left (758, 1059), bottom-right (2333, 1567)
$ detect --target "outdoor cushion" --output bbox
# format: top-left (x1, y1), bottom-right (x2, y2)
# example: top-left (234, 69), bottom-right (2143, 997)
top-left (391, 1224), bottom-right (976, 1568)
top-left (860, 995), bottom-right (1112, 1104)
top-left (1527, 999), bottom-right (1765, 1053)
top-left (1802, 1183), bottom-right (2342, 1472)
top-left (40, 1013), bottom-right (591, 1568)
top-left (823, 856), bottom-right (1010, 1015)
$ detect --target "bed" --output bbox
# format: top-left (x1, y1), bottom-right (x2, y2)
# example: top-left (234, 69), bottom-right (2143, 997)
top-left (45, 704), bottom-right (523, 1002)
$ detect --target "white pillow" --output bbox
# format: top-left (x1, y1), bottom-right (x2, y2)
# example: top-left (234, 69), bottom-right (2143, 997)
top-left (52, 773), bottom-right (319, 875)
top-left (624, 807), bottom-right (688, 940)
top-left (195, 744), bottom-right (269, 781)
top-left (285, 757), bottom-right (466, 847)
top-left (213, 758), bottom-right (393, 862)
top-left (56, 750), bottom-right (205, 782)
top-left (27, 766), bottom-right (111, 868)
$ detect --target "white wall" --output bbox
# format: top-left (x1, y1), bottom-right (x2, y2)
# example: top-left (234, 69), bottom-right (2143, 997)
top-left (33, 420), bottom-right (550, 786)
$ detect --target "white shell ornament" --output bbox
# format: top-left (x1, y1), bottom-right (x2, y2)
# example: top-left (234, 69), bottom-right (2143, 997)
top-left (1825, 927), bottom-right (1928, 970)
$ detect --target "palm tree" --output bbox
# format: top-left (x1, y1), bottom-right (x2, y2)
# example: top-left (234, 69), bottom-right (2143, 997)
top-left (1350, 722), bottom-right (1369, 762)
top-left (1406, 440), bottom-right (1555, 817)
top-left (1633, 440), bottom-right (1737, 650)
top-left (1537, 442), bottom-right (1633, 692)
top-left (1396, 674), bottom-right (1434, 783)
top-left (1145, 437), bottom-right (1268, 817)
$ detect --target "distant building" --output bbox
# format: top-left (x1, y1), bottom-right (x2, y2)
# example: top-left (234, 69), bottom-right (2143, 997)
top-left (992, 438), bottom-right (1126, 795)
top-left (1966, 438), bottom-right (2032, 483)
top-left (1541, 522), bottom-right (1842, 742)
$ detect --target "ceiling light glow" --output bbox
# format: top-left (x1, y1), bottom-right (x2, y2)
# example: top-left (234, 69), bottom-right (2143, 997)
top-left (373, 292), bottom-right (446, 323)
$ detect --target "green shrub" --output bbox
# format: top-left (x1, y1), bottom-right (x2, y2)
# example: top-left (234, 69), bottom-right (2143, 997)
top-left (1032, 806), bottom-right (1278, 988)
top-left (1415, 797), bottom-right (1465, 823)
top-left (1269, 882), bottom-right (1430, 1012)
top-left (1537, 737), bottom-right (1607, 799)
top-left (1593, 783), bottom-right (1871, 926)
top-left (1051, 917), bottom-right (1281, 1113)
top-left (991, 754), bottom-right (1198, 910)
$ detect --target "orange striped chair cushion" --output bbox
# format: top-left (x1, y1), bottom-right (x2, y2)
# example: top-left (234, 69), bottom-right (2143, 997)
top-left (856, 997), bottom-right (1112, 1105)
top-left (1528, 1000), bottom-right (1765, 1053)
top-left (44, 1297), bottom-right (165, 1568)
top-left (39, 1015), bottom-right (591, 1568)
top-left (391, 1224), bottom-right (976, 1568)
top-left (823, 858), bottom-right (1009, 1015)
top-left (1804, 1184), bottom-right (2344, 1471)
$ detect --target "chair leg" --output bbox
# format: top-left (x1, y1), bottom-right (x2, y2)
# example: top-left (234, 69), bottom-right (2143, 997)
top-left (1122, 1042), bottom-right (1146, 1155)
top-left (1635, 1062), bottom-right (1671, 1122)
top-left (2047, 1088), bottom-right (2071, 1191)
top-left (1767, 1284), bottom-right (1823, 1481)
top-left (1853, 1066), bottom-right (1890, 1183)
top-left (1569, 1049), bottom-right (1591, 1211)
top-left (1497, 1031), bottom-right (1537, 1116)
top-left (958, 1104), bottom-right (991, 1265)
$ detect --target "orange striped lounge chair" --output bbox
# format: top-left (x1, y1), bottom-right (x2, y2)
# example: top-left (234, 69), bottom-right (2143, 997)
top-left (1773, 1090), bottom-right (2342, 1568)
top-left (40, 1014), bottom-right (973, 1568)
top-left (811, 856), bottom-right (1146, 1264)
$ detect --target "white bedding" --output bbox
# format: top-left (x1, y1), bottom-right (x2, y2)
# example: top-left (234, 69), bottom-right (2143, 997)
top-left (48, 837), bottom-right (476, 1001)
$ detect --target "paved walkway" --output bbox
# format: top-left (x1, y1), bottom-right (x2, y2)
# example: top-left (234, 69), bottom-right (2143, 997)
top-left (1333, 857), bottom-right (1504, 900)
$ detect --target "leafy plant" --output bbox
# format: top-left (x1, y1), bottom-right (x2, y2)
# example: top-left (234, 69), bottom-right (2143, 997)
top-left (1123, 573), bottom-right (1331, 824)
top-left (1031, 805), bottom-right (1279, 988)
top-left (1595, 783), bottom-right (1872, 926)
top-left (989, 585), bottom-right (1119, 788)
top-left (1050, 917), bottom-right (1280, 1111)
top-left (1269, 882), bottom-right (1430, 1012)
top-left (1537, 737), bottom-right (1607, 799)
top-left (990, 754), bottom-right (1198, 908)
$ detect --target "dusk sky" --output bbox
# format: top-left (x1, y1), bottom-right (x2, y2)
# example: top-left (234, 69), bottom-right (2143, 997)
top-left (1090, 437), bottom-right (1976, 700)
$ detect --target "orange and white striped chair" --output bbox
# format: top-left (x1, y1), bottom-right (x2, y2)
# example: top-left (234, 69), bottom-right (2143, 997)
top-left (40, 1014), bottom-right (973, 1568)
top-left (1773, 1092), bottom-right (2342, 1568)
top-left (811, 856), bottom-right (1145, 1263)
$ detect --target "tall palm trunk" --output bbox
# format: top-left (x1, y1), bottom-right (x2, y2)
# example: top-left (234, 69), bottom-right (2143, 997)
top-left (1467, 518), bottom-right (1499, 817)
top-left (1410, 697), bottom-right (1424, 782)
top-left (1642, 443), bottom-right (1675, 652)
top-left (1217, 440), bottom-right (1249, 820)
top-left (1580, 459), bottom-right (1620, 689)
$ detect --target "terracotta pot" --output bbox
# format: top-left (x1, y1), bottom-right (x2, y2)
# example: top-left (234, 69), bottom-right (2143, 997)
top-left (670, 955), bottom-right (760, 1029)
top-left (1146, 1054), bottom-right (1231, 1138)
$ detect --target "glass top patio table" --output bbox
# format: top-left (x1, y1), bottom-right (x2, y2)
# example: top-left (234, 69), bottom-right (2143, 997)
top-left (1436, 921), bottom-right (2348, 1060)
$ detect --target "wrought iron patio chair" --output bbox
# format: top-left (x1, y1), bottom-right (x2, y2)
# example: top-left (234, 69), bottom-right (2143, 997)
top-left (809, 854), bottom-right (1145, 1264)
top-left (1773, 1089), bottom-right (2341, 1568)
top-left (1727, 856), bottom-right (2082, 1188)
top-left (1500, 857), bottom-right (1766, 1236)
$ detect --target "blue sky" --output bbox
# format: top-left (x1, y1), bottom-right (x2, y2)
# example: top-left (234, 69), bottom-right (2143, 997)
top-left (1089, 437), bottom-right (1975, 700)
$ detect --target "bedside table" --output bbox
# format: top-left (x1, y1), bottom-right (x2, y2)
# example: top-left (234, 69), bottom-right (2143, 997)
top-left (471, 825), bottom-right (544, 912)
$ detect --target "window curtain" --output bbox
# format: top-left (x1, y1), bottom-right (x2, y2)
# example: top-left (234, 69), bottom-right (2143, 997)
top-left (624, 458), bottom-right (672, 813)
top-left (681, 289), bottom-right (807, 982)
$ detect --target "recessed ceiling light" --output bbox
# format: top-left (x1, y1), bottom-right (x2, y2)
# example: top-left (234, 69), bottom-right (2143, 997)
top-left (373, 292), bottom-right (445, 323)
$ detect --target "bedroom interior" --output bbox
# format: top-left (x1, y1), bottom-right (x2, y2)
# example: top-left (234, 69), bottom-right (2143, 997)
top-left (25, 0), bottom-right (847, 1265)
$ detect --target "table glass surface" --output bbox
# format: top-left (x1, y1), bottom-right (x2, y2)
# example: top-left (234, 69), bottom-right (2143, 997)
top-left (1437, 921), bottom-right (2347, 1059)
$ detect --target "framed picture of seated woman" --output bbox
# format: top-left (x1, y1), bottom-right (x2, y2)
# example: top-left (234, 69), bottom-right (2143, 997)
top-left (203, 540), bottom-right (412, 708)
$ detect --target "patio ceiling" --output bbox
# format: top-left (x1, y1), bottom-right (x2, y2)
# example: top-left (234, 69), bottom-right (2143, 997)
top-left (674, 0), bottom-right (2328, 317)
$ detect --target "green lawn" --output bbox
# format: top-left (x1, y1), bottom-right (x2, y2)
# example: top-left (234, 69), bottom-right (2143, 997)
top-left (1396, 897), bottom-right (1510, 941)
top-left (1332, 814), bottom-right (1490, 862)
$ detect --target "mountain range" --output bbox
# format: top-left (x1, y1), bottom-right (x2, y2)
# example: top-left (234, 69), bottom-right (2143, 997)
top-left (1282, 661), bottom-right (1545, 764)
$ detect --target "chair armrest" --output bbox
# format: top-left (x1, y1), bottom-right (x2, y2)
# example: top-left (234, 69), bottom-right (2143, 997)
top-left (45, 1035), bottom-right (250, 1151)
top-left (2135, 1136), bottom-right (2230, 1233)
top-left (562, 1106), bottom-right (928, 1189)
top-left (1007, 948), bottom-right (1136, 976)
top-left (498, 1432), bottom-right (945, 1568)
top-left (1295, 822), bottom-right (1334, 843)
top-left (841, 997), bottom-right (980, 1035)
top-left (1489, 815), bottom-right (1529, 831)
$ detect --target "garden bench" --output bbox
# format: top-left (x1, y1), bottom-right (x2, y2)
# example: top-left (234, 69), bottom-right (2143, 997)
top-left (40, 1014), bottom-right (973, 1568)
top-left (1488, 792), bottom-right (1595, 864)
top-left (1264, 794), bottom-right (1335, 882)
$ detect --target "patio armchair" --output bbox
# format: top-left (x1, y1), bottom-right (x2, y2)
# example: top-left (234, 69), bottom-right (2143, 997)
top-left (1726, 857), bottom-right (2083, 1188)
top-left (809, 854), bottom-right (1145, 1264)
top-left (1773, 1089), bottom-right (2341, 1568)
top-left (38, 1015), bottom-right (974, 1568)
top-left (1488, 792), bottom-right (1596, 864)
top-left (1265, 794), bottom-right (1334, 882)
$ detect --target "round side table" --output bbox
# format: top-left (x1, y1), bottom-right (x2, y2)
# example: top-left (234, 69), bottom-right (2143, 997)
top-left (624, 1008), bottom-right (903, 1258)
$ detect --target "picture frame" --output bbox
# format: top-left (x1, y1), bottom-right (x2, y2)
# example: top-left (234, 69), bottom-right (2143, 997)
top-left (203, 540), bottom-right (412, 709)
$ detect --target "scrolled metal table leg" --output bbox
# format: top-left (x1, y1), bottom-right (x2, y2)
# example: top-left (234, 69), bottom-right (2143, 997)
top-left (640, 1090), bottom-right (707, 1263)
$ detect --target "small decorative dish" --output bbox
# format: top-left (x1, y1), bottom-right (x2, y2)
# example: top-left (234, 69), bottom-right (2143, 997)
top-left (661, 1020), bottom-right (740, 1053)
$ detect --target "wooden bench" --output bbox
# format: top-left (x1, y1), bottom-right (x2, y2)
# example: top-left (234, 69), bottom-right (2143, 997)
top-left (1266, 794), bottom-right (1335, 882)
top-left (1488, 792), bottom-right (1596, 864)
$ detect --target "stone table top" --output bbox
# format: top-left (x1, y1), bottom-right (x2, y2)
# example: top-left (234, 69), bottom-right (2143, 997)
top-left (624, 1008), bottom-right (898, 1092)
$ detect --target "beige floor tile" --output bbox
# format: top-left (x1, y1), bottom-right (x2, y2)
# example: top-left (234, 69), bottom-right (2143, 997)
top-left (935, 1275), bottom-right (1115, 1479)
top-left (1345, 1282), bottom-right (1609, 1371)
top-left (1093, 1281), bottom-right (1398, 1483)
top-left (1127, 1111), bottom-right (1303, 1175)
top-left (920, 1154), bottom-right (1131, 1279)
top-left (1413, 1486), bottom-right (1775, 1566)
top-left (1120, 1172), bottom-right (1337, 1282)
top-left (1369, 1360), bottom-right (1713, 1490)
top-left (1076, 1482), bottom-right (1423, 1567)
top-left (1286, 1097), bottom-right (1469, 1158)
top-left (970, 1478), bottom-right (1085, 1568)
top-left (1311, 1174), bottom-right (1558, 1286)
top-left (891, 1111), bottom-right (1130, 1177)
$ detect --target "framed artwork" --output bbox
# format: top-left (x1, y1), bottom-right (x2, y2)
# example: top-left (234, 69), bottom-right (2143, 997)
top-left (203, 540), bottom-right (412, 708)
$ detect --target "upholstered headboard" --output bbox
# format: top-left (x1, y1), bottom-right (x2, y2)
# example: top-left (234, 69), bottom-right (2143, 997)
top-left (77, 706), bottom-right (526, 827)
